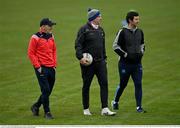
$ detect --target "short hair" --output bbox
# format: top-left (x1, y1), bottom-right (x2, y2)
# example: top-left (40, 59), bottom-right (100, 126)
top-left (126, 11), bottom-right (139, 23)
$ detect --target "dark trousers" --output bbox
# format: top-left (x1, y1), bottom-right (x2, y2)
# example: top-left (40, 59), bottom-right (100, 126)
top-left (114, 61), bottom-right (143, 107)
top-left (80, 60), bottom-right (108, 109)
top-left (34, 66), bottom-right (55, 113)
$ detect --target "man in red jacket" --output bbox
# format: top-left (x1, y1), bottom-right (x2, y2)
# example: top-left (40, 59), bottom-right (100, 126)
top-left (28, 18), bottom-right (57, 119)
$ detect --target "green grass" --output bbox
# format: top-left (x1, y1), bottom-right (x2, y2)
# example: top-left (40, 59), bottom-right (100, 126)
top-left (0, 0), bottom-right (180, 125)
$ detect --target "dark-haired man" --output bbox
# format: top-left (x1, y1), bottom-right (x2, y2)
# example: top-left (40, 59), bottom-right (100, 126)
top-left (111, 11), bottom-right (146, 113)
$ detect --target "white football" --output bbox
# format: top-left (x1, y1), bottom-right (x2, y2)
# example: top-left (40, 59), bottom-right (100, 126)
top-left (82, 53), bottom-right (93, 66)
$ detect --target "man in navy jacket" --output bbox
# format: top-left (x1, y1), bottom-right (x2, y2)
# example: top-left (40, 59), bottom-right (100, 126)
top-left (111, 11), bottom-right (146, 113)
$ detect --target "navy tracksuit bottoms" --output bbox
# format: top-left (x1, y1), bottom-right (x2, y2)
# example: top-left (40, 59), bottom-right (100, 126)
top-left (33, 66), bottom-right (55, 113)
top-left (114, 61), bottom-right (143, 107)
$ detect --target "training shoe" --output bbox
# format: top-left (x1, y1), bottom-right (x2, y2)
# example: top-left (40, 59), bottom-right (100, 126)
top-left (31, 105), bottom-right (39, 116)
top-left (101, 107), bottom-right (116, 116)
top-left (83, 108), bottom-right (92, 115)
top-left (44, 112), bottom-right (54, 119)
top-left (111, 100), bottom-right (119, 110)
top-left (137, 106), bottom-right (147, 113)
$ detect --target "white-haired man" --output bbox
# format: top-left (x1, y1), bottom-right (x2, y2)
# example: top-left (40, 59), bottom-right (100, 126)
top-left (75, 8), bottom-right (116, 116)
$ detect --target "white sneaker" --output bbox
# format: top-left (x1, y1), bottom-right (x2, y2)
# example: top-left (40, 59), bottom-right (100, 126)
top-left (83, 109), bottom-right (92, 115)
top-left (101, 107), bottom-right (116, 116)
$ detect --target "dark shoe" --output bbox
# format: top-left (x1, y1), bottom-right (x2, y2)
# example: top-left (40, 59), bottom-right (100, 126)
top-left (137, 107), bottom-right (147, 113)
top-left (44, 112), bottom-right (54, 119)
top-left (111, 100), bottom-right (119, 110)
top-left (31, 105), bottom-right (39, 116)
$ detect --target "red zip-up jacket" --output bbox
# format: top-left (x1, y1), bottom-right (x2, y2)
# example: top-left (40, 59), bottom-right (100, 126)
top-left (28, 31), bottom-right (57, 68)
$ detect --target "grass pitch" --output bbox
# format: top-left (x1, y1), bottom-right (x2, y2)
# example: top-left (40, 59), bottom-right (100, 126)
top-left (0, 0), bottom-right (180, 125)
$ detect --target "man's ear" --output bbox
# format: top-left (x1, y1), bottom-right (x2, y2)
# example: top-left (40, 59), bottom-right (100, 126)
top-left (129, 19), bottom-right (133, 23)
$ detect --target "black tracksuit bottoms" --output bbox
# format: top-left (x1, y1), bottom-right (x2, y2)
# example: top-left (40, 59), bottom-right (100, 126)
top-left (80, 60), bottom-right (108, 109)
top-left (34, 66), bottom-right (55, 113)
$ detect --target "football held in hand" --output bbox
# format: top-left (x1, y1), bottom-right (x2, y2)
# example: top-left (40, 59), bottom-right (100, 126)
top-left (82, 53), bottom-right (93, 66)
